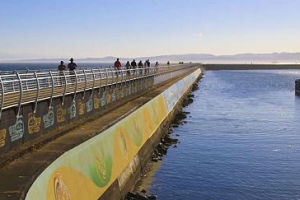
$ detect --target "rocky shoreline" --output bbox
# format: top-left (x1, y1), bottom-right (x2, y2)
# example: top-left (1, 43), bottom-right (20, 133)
top-left (125, 81), bottom-right (200, 200)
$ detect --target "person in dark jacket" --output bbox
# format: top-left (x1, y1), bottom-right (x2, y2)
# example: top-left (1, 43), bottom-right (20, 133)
top-left (138, 60), bottom-right (143, 74)
top-left (57, 61), bottom-right (66, 85)
top-left (68, 58), bottom-right (77, 83)
top-left (131, 59), bottom-right (137, 75)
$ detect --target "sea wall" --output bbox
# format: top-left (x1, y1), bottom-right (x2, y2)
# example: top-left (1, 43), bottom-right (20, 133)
top-left (203, 64), bottom-right (300, 70)
top-left (24, 68), bottom-right (202, 200)
top-left (0, 67), bottom-right (193, 158)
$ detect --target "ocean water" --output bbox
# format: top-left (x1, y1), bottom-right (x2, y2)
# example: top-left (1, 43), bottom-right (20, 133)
top-left (147, 70), bottom-right (300, 200)
top-left (0, 62), bottom-right (112, 72)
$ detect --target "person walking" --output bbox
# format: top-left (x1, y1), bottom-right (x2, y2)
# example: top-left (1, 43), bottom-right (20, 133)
top-left (57, 61), bottom-right (66, 85)
top-left (68, 58), bottom-right (77, 83)
top-left (125, 61), bottom-right (131, 76)
top-left (131, 59), bottom-right (137, 75)
top-left (138, 60), bottom-right (143, 75)
top-left (145, 59), bottom-right (150, 74)
top-left (114, 58), bottom-right (122, 77)
top-left (155, 61), bottom-right (159, 73)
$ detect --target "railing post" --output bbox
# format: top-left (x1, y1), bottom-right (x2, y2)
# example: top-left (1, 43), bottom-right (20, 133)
top-left (73, 70), bottom-right (78, 101)
top-left (33, 72), bottom-right (40, 113)
top-left (16, 72), bottom-right (23, 117)
top-left (25, 70), bottom-right (29, 90)
top-left (121, 69), bottom-right (124, 84)
top-left (110, 67), bottom-right (114, 85)
top-left (105, 68), bottom-right (109, 91)
top-left (98, 67), bottom-right (102, 94)
top-left (0, 76), bottom-right (4, 121)
top-left (49, 71), bottom-right (54, 108)
top-left (62, 71), bottom-right (67, 105)
top-left (91, 69), bottom-right (95, 96)
top-left (12, 70), bottom-right (16, 91)
top-left (83, 69), bottom-right (87, 99)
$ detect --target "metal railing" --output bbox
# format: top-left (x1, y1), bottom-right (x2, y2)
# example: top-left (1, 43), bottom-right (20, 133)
top-left (0, 64), bottom-right (196, 119)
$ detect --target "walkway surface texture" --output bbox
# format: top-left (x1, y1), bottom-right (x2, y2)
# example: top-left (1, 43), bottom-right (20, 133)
top-left (0, 67), bottom-right (198, 200)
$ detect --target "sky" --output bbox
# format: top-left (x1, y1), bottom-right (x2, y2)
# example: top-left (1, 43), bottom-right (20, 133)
top-left (1, 0), bottom-right (300, 60)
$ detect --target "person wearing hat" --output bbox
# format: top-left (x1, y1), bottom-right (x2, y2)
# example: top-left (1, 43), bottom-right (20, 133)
top-left (68, 58), bottom-right (77, 83)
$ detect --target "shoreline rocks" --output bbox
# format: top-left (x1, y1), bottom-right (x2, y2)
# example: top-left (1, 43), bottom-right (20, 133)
top-left (125, 81), bottom-right (200, 200)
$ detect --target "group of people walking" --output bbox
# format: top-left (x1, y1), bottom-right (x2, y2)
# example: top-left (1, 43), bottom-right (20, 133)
top-left (57, 57), bottom-right (162, 84)
top-left (57, 58), bottom-right (77, 83)
top-left (57, 58), bottom-right (77, 72)
top-left (114, 58), bottom-right (159, 75)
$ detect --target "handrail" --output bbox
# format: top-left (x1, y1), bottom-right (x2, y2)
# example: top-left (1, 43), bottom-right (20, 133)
top-left (34, 72), bottom-right (40, 113)
top-left (73, 70), bottom-right (78, 101)
top-left (83, 69), bottom-right (87, 99)
top-left (49, 71), bottom-right (54, 109)
top-left (0, 76), bottom-right (4, 120)
top-left (0, 64), bottom-right (197, 117)
top-left (62, 70), bottom-right (67, 105)
top-left (16, 72), bottom-right (23, 117)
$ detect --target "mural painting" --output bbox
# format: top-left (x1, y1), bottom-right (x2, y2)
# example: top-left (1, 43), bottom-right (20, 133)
top-left (115, 87), bottom-right (120, 100)
top-left (53, 173), bottom-right (72, 200)
top-left (78, 100), bottom-right (85, 116)
top-left (94, 94), bottom-right (100, 110)
top-left (0, 129), bottom-right (6, 147)
top-left (111, 88), bottom-right (116, 102)
top-left (25, 69), bottom-right (201, 200)
top-left (105, 90), bottom-right (111, 104)
top-left (86, 96), bottom-right (93, 113)
top-left (121, 85), bottom-right (125, 98)
top-left (100, 91), bottom-right (106, 107)
top-left (114, 127), bottom-right (128, 159)
top-left (68, 100), bottom-right (76, 119)
top-left (127, 84), bottom-right (131, 96)
top-left (56, 105), bottom-right (67, 123)
top-left (134, 81), bottom-right (138, 93)
top-left (28, 113), bottom-right (41, 134)
top-left (9, 116), bottom-right (24, 142)
top-left (43, 107), bottom-right (55, 129)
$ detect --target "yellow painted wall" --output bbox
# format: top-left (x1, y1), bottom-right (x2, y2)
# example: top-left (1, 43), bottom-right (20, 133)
top-left (25, 68), bottom-right (201, 200)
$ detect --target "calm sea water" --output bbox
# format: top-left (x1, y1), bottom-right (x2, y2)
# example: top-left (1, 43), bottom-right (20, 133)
top-left (0, 62), bottom-right (112, 72)
top-left (147, 70), bottom-right (300, 200)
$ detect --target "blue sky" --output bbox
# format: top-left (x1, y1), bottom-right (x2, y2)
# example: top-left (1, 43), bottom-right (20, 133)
top-left (1, 0), bottom-right (300, 60)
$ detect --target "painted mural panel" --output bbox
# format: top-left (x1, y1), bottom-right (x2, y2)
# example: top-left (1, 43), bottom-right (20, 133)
top-left (78, 100), bottom-right (85, 116)
top-left (121, 85), bottom-right (125, 98)
top-left (106, 91), bottom-right (112, 104)
top-left (0, 129), bottom-right (6, 147)
top-left (9, 116), bottom-right (24, 142)
top-left (43, 108), bottom-right (55, 129)
top-left (28, 113), bottom-right (41, 134)
top-left (86, 96), bottom-right (93, 113)
top-left (68, 101), bottom-right (76, 119)
top-left (94, 95), bottom-right (100, 109)
top-left (111, 88), bottom-right (116, 102)
top-left (56, 105), bottom-right (67, 123)
top-left (100, 91), bottom-right (106, 107)
top-left (25, 69), bottom-right (201, 200)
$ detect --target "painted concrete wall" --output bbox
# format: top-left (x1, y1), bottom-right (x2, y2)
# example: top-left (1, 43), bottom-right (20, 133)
top-left (0, 67), bottom-right (193, 156)
top-left (24, 68), bottom-right (201, 200)
top-left (0, 77), bottom-right (154, 154)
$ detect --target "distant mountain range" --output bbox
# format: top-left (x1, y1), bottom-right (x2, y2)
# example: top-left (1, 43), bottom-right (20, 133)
top-left (1, 52), bottom-right (300, 64)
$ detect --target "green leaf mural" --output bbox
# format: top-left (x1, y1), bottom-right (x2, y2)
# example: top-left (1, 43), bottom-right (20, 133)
top-left (89, 147), bottom-right (113, 187)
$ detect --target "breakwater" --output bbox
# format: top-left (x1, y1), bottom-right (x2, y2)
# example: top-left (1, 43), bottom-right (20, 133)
top-left (0, 64), bottom-right (202, 199)
top-left (203, 64), bottom-right (300, 70)
top-left (25, 68), bottom-right (202, 200)
top-left (0, 65), bottom-right (193, 158)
